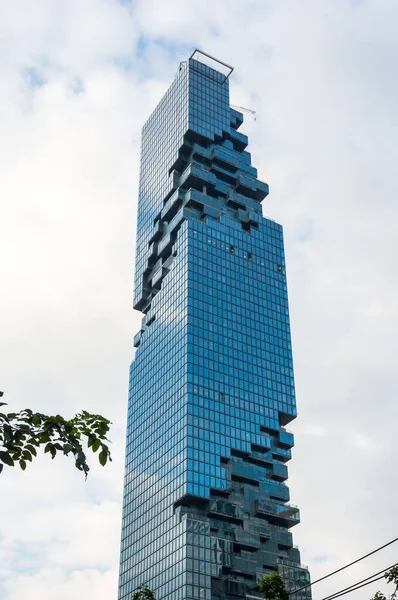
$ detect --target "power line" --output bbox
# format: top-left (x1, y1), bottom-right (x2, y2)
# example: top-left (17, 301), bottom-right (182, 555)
top-left (322, 575), bottom-right (384, 600)
top-left (320, 574), bottom-right (385, 600)
top-left (291, 535), bottom-right (398, 595)
top-left (321, 563), bottom-right (397, 600)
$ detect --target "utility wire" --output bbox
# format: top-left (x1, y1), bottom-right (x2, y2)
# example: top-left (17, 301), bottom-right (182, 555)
top-left (321, 563), bottom-right (397, 600)
top-left (290, 535), bottom-right (398, 595)
top-left (319, 574), bottom-right (385, 600)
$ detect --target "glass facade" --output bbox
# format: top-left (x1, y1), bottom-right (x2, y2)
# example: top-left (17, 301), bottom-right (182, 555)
top-left (119, 52), bottom-right (311, 600)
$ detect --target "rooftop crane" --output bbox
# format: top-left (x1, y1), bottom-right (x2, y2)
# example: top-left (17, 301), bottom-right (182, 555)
top-left (230, 104), bottom-right (257, 120)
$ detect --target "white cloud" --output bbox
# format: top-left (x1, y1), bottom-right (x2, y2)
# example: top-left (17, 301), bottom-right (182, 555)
top-left (351, 433), bottom-right (376, 453)
top-left (2, 568), bottom-right (116, 600)
top-left (299, 425), bottom-right (327, 438)
top-left (1, 1), bottom-right (398, 599)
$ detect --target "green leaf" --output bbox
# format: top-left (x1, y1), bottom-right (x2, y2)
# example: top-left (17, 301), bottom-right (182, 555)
top-left (92, 439), bottom-right (101, 453)
top-left (27, 437), bottom-right (40, 446)
top-left (1, 403), bottom-right (112, 478)
top-left (63, 443), bottom-right (73, 455)
top-left (25, 444), bottom-right (37, 456)
top-left (0, 451), bottom-right (15, 467)
top-left (5, 444), bottom-right (19, 455)
top-left (32, 414), bottom-right (42, 426)
top-left (14, 430), bottom-right (26, 444)
top-left (3, 424), bottom-right (13, 444)
top-left (22, 450), bottom-right (32, 462)
top-left (77, 449), bottom-right (86, 463)
top-left (98, 449), bottom-right (108, 466)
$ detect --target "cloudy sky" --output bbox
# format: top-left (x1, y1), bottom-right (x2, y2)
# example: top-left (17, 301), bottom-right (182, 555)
top-left (1, 1), bottom-right (398, 599)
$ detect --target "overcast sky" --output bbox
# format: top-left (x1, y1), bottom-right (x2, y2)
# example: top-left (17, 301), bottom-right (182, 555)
top-left (1, 1), bottom-right (398, 599)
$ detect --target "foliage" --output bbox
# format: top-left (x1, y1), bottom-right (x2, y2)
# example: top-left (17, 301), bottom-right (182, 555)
top-left (0, 392), bottom-right (111, 478)
top-left (371, 566), bottom-right (398, 600)
top-left (132, 584), bottom-right (156, 600)
top-left (258, 572), bottom-right (289, 600)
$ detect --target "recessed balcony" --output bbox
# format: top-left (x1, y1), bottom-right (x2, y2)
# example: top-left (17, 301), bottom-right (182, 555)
top-left (208, 499), bottom-right (244, 523)
top-left (179, 161), bottom-right (217, 190)
top-left (230, 128), bottom-right (248, 151)
top-left (232, 529), bottom-right (261, 551)
top-left (255, 499), bottom-right (300, 529)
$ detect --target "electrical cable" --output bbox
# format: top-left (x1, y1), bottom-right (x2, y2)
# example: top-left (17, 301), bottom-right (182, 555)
top-left (290, 535), bottom-right (398, 595)
top-left (320, 563), bottom-right (397, 600)
top-left (319, 574), bottom-right (385, 600)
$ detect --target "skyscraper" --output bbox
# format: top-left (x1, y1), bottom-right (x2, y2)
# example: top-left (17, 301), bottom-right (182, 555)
top-left (119, 50), bottom-right (311, 600)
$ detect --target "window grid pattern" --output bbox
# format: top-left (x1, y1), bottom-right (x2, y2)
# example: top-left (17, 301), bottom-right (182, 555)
top-left (119, 56), bottom-right (311, 600)
top-left (186, 215), bottom-right (295, 500)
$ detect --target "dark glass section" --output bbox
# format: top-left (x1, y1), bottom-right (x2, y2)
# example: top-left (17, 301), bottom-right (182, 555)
top-left (119, 53), bottom-right (311, 600)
